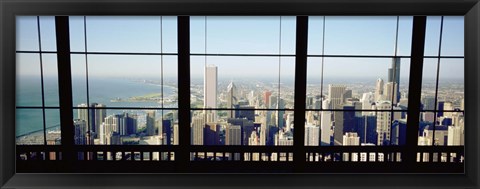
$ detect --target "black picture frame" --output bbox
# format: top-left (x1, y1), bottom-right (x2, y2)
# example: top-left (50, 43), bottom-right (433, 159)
top-left (1, 0), bottom-right (479, 188)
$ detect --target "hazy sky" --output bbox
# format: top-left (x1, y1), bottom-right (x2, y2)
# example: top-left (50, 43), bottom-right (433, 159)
top-left (16, 16), bottom-right (464, 80)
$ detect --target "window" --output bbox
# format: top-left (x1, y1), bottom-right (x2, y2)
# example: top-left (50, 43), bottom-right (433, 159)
top-left (15, 15), bottom-right (464, 173)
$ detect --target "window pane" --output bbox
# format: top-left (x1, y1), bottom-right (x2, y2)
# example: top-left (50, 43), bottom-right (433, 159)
top-left (419, 111), bottom-right (463, 146)
top-left (191, 56), bottom-right (292, 109)
top-left (86, 55), bottom-right (176, 108)
top-left (16, 108), bottom-right (44, 145)
top-left (424, 16), bottom-right (442, 56)
top-left (42, 54), bottom-right (59, 107)
top-left (191, 16), bottom-right (295, 54)
top-left (16, 53), bottom-right (42, 107)
top-left (69, 16), bottom-right (86, 52)
top-left (323, 16), bottom-right (398, 56)
top-left (326, 110), bottom-right (407, 146)
top-left (45, 109), bottom-right (61, 145)
top-left (85, 16), bottom-right (162, 53)
top-left (307, 16), bottom-right (325, 55)
top-left (71, 54), bottom-right (88, 106)
top-left (16, 16), bottom-right (39, 51)
top-left (438, 58), bottom-right (464, 111)
top-left (38, 16), bottom-right (57, 51)
top-left (440, 16), bottom-right (464, 56)
top-left (73, 108), bottom-right (178, 145)
top-left (319, 58), bottom-right (410, 110)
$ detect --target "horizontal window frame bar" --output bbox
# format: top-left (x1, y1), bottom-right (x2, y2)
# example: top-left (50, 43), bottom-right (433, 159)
top-left (16, 145), bottom-right (464, 154)
top-left (420, 110), bottom-right (465, 113)
top-left (16, 106), bottom-right (61, 109)
top-left (71, 107), bottom-right (179, 110)
top-left (15, 51), bottom-right (465, 59)
top-left (305, 108), bottom-right (407, 112)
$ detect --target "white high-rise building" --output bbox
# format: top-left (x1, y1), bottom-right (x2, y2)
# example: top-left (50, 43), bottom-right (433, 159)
top-left (320, 99), bottom-right (332, 146)
top-left (191, 114), bottom-right (205, 145)
top-left (448, 125), bottom-right (464, 146)
top-left (375, 78), bottom-right (384, 102)
top-left (343, 132), bottom-right (360, 161)
top-left (361, 92), bottom-right (375, 112)
top-left (343, 132), bottom-right (360, 146)
top-left (376, 101), bottom-right (392, 145)
top-left (384, 82), bottom-right (398, 105)
top-left (226, 81), bottom-right (237, 118)
top-left (204, 64), bottom-right (218, 109)
top-left (305, 124), bottom-right (320, 146)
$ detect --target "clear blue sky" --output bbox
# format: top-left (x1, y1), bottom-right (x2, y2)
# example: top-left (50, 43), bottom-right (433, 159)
top-left (16, 16), bottom-right (464, 80)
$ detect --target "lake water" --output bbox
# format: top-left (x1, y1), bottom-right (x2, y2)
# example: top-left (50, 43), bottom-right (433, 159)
top-left (16, 76), bottom-right (176, 137)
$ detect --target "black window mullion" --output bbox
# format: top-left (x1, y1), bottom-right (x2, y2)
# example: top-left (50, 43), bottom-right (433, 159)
top-left (177, 16), bottom-right (191, 170)
top-left (405, 16), bottom-right (427, 164)
top-left (55, 16), bottom-right (75, 162)
top-left (293, 16), bottom-right (308, 170)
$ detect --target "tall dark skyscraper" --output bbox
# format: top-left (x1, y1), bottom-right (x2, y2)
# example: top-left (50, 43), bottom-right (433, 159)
top-left (356, 115), bottom-right (377, 145)
top-left (388, 58), bottom-right (401, 103)
top-left (334, 104), bottom-right (356, 145)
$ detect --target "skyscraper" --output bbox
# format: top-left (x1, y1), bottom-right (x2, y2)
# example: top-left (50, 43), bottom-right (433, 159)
top-left (146, 111), bottom-right (156, 136)
top-left (384, 82), bottom-right (398, 105)
top-left (328, 84), bottom-right (346, 109)
top-left (74, 119), bottom-right (87, 145)
top-left (333, 103), bottom-right (356, 145)
top-left (191, 114), bottom-right (205, 145)
top-left (389, 57), bottom-right (401, 103)
top-left (375, 78), bottom-right (384, 102)
top-left (225, 124), bottom-right (241, 145)
top-left (226, 81), bottom-right (237, 118)
top-left (204, 64), bottom-right (218, 109)
top-left (77, 103), bottom-right (106, 139)
top-left (305, 123), bottom-right (320, 146)
top-left (263, 91), bottom-right (272, 108)
top-left (376, 101), bottom-right (392, 145)
top-left (320, 99), bottom-right (332, 145)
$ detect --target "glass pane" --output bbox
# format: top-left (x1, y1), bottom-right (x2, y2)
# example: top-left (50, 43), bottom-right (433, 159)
top-left (38, 16), bottom-right (57, 51)
top-left (73, 108), bottom-right (177, 145)
top-left (16, 16), bottom-right (39, 51)
top-left (45, 109), bottom-right (61, 145)
top-left (69, 16), bottom-right (86, 52)
top-left (42, 54), bottom-right (59, 107)
top-left (191, 16), bottom-right (295, 54)
top-left (307, 16), bottom-right (325, 55)
top-left (71, 54), bottom-right (88, 106)
top-left (85, 16), bottom-right (162, 53)
top-left (421, 58), bottom-right (437, 110)
top-left (323, 16), bottom-right (398, 56)
top-left (306, 57), bottom-right (324, 109)
top-left (424, 16), bottom-right (442, 56)
top-left (419, 111), bottom-right (463, 146)
top-left (16, 108), bottom-right (44, 145)
top-left (191, 56), bottom-right (291, 109)
top-left (321, 58), bottom-right (409, 110)
top-left (438, 58), bottom-right (464, 111)
top-left (161, 16), bottom-right (178, 53)
top-left (86, 55), bottom-right (176, 108)
top-left (396, 16), bottom-right (413, 56)
top-left (441, 16), bottom-right (464, 56)
top-left (16, 53), bottom-right (42, 107)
